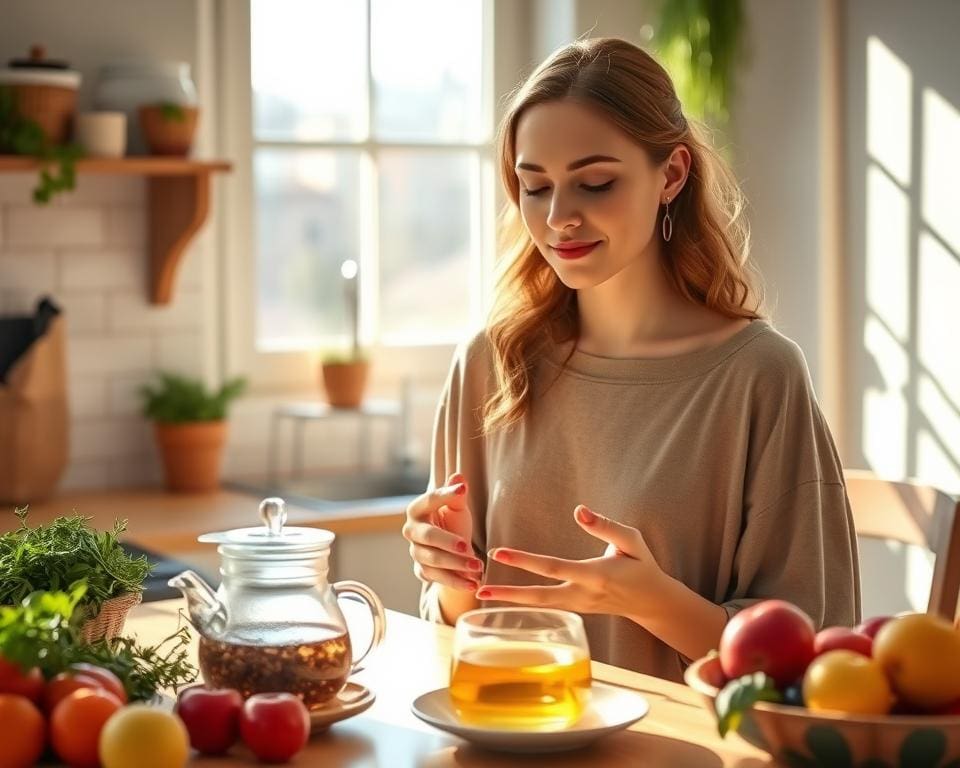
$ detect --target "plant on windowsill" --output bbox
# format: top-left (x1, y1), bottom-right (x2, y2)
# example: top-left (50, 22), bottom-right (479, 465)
top-left (139, 372), bottom-right (247, 493)
top-left (320, 259), bottom-right (370, 409)
top-left (0, 84), bottom-right (82, 203)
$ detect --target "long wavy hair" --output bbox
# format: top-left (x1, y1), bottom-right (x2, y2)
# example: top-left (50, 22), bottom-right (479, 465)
top-left (483, 37), bottom-right (764, 434)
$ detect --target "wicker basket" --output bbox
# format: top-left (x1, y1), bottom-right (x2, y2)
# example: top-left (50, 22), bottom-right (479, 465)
top-left (77, 592), bottom-right (143, 644)
top-left (0, 47), bottom-right (81, 144)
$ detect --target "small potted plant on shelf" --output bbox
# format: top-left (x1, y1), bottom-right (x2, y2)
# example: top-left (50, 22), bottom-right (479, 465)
top-left (0, 507), bottom-right (151, 643)
top-left (139, 372), bottom-right (247, 493)
top-left (320, 259), bottom-right (370, 408)
top-left (138, 101), bottom-right (198, 156)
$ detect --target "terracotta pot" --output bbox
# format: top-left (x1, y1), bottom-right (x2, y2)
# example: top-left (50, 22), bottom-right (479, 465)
top-left (154, 420), bottom-right (226, 493)
top-left (320, 360), bottom-right (370, 409)
top-left (138, 104), bottom-right (198, 156)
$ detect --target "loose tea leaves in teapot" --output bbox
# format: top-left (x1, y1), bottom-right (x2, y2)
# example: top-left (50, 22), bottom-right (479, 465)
top-left (199, 625), bottom-right (351, 709)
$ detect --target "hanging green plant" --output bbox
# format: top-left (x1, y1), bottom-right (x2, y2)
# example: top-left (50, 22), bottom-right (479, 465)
top-left (0, 84), bottom-right (82, 204)
top-left (654, 0), bottom-right (746, 127)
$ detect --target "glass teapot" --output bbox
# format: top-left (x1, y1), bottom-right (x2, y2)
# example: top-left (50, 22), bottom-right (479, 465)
top-left (169, 497), bottom-right (385, 708)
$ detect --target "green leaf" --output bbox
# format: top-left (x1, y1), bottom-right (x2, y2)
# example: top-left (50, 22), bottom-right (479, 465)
top-left (805, 725), bottom-right (853, 768)
top-left (898, 729), bottom-right (946, 768)
top-left (139, 371), bottom-right (247, 422)
top-left (715, 672), bottom-right (782, 737)
top-left (158, 102), bottom-right (186, 122)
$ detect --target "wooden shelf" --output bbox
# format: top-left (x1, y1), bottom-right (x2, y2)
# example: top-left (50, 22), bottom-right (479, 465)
top-left (0, 156), bottom-right (232, 304)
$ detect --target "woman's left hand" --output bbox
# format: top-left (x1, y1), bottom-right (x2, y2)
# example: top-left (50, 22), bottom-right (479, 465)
top-left (476, 505), bottom-right (668, 618)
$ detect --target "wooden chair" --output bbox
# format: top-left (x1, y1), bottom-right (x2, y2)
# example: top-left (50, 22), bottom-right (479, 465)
top-left (844, 468), bottom-right (960, 621)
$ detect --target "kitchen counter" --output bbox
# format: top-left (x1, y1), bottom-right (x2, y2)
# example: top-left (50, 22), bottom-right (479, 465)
top-left (2, 488), bottom-right (406, 555)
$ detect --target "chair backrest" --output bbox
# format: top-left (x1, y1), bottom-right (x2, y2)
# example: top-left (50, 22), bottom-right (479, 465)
top-left (844, 468), bottom-right (960, 620)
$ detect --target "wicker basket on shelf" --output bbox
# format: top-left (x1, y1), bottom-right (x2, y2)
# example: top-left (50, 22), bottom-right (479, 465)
top-left (0, 45), bottom-right (81, 144)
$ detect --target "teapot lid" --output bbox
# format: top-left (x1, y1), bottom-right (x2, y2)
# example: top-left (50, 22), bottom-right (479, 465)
top-left (198, 497), bottom-right (334, 554)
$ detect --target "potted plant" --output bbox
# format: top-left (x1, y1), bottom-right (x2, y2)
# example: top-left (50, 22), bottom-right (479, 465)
top-left (320, 259), bottom-right (369, 408)
top-left (139, 372), bottom-right (247, 493)
top-left (138, 101), bottom-right (198, 156)
top-left (0, 507), bottom-right (151, 643)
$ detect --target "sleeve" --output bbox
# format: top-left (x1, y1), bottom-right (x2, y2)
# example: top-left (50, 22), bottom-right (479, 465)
top-left (721, 338), bottom-right (861, 629)
top-left (419, 333), bottom-right (491, 624)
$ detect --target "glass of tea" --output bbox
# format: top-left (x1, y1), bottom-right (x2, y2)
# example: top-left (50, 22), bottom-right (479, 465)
top-left (449, 608), bottom-right (592, 730)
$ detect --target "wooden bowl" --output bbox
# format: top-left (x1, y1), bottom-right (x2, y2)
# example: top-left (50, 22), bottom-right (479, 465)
top-left (685, 655), bottom-right (960, 767)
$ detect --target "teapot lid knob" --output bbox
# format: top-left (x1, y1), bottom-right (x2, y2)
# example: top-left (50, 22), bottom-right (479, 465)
top-left (259, 497), bottom-right (287, 535)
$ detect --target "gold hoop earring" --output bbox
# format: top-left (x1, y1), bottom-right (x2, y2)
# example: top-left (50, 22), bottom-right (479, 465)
top-left (662, 197), bottom-right (673, 242)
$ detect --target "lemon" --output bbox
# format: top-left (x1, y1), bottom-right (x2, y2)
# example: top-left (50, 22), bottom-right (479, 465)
top-left (99, 704), bottom-right (189, 768)
top-left (802, 649), bottom-right (894, 715)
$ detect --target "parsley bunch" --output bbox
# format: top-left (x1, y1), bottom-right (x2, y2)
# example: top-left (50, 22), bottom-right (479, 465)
top-left (0, 507), bottom-right (151, 610)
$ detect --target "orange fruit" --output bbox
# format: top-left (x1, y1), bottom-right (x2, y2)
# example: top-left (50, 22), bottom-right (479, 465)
top-left (802, 649), bottom-right (894, 715)
top-left (873, 613), bottom-right (960, 710)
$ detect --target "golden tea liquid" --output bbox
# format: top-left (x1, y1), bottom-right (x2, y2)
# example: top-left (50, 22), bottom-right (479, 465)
top-left (449, 641), bottom-right (592, 729)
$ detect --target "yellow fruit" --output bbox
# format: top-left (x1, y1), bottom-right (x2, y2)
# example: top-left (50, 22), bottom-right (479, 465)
top-left (99, 704), bottom-right (189, 768)
top-left (802, 650), bottom-right (894, 715)
top-left (873, 613), bottom-right (960, 710)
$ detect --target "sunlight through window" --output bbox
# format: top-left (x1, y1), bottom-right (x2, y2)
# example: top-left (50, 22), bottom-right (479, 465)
top-left (921, 88), bottom-right (960, 253)
top-left (863, 315), bottom-right (909, 478)
top-left (867, 36), bottom-right (912, 186)
top-left (865, 166), bottom-right (910, 342)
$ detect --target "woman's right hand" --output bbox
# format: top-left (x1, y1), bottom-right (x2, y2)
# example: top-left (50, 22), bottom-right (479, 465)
top-left (403, 471), bottom-right (483, 591)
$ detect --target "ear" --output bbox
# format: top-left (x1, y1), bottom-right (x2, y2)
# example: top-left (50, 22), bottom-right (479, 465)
top-left (661, 144), bottom-right (691, 203)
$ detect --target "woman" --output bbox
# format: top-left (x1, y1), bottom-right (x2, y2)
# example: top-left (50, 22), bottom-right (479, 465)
top-left (402, 38), bottom-right (859, 682)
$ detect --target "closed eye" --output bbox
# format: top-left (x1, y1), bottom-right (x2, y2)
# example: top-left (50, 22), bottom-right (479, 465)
top-left (521, 180), bottom-right (616, 197)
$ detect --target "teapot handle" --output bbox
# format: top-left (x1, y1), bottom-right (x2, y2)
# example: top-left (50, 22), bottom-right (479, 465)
top-left (332, 580), bottom-right (386, 674)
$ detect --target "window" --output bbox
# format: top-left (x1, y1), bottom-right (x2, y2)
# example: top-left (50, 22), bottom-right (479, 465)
top-left (249, 0), bottom-right (493, 355)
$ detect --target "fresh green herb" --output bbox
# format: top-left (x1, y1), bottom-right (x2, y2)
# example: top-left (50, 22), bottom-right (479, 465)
top-left (0, 84), bottom-right (83, 204)
top-left (0, 507), bottom-right (150, 610)
top-left (0, 585), bottom-right (197, 700)
top-left (715, 671), bottom-right (783, 737)
top-left (139, 372), bottom-right (247, 423)
top-left (157, 102), bottom-right (187, 122)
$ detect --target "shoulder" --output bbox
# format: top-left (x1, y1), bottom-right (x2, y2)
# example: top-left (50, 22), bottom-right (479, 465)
top-left (734, 321), bottom-right (814, 392)
top-left (444, 326), bottom-right (497, 394)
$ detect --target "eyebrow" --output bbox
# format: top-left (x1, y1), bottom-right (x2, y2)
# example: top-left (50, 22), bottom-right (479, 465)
top-left (515, 154), bottom-right (622, 173)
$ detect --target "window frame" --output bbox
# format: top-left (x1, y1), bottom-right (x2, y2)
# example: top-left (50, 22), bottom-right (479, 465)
top-left (215, 0), bottom-right (516, 392)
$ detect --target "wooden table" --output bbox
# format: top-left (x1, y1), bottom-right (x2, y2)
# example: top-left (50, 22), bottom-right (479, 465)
top-left (127, 600), bottom-right (773, 768)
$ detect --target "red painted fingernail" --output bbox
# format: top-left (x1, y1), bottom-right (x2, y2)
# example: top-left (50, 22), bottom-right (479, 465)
top-left (468, 559), bottom-right (483, 571)
top-left (578, 506), bottom-right (597, 524)
top-left (477, 589), bottom-right (492, 599)
top-left (452, 482), bottom-right (467, 496)
top-left (493, 548), bottom-right (510, 562)
top-left (456, 541), bottom-right (468, 553)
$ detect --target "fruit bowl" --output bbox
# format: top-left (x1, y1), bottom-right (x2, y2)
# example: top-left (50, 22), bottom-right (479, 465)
top-left (685, 655), bottom-right (960, 767)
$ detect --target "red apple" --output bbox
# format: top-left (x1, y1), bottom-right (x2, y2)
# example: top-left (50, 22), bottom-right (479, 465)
top-left (176, 685), bottom-right (243, 755)
top-left (814, 626), bottom-right (873, 658)
top-left (856, 615), bottom-right (893, 639)
top-left (240, 692), bottom-right (310, 763)
top-left (719, 599), bottom-right (816, 687)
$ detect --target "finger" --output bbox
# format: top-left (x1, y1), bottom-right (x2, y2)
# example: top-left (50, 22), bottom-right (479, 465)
top-left (407, 482), bottom-right (469, 521)
top-left (574, 505), bottom-right (644, 557)
top-left (418, 564), bottom-right (480, 591)
top-left (411, 543), bottom-right (484, 575)
top-left (404, 521), bottom-right (470, 555)
top-left (489, 548), bottom-right (587, 582)
top-left (475, 584), bottom-right (566, 607)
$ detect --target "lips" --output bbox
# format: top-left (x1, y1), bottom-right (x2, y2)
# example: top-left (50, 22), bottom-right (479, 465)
top-left (551, 241), bottom-right (601, 260)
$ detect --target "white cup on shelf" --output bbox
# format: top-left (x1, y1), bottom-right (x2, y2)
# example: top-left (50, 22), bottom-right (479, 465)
top-left (74, 111), bottom-right (127, 158)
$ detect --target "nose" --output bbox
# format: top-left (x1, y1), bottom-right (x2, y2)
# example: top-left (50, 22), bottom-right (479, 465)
top-left (545, 192), bottom-right (582, 231)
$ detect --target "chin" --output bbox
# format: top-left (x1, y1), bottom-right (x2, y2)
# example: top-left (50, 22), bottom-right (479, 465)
top-left (547, 261), bottom-right (610, 290)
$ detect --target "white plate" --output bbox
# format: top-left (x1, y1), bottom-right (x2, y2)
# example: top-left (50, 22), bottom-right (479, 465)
top-left (410, 681), bottom-right (649, 754)
top-left (310, 681), bottom-right (376, 733)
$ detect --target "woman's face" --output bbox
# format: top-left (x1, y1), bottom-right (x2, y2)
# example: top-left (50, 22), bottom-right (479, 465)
top-left (514, 99), bottom-right (667, 290)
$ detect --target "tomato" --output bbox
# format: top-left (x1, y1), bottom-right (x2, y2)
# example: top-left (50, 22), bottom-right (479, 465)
top-left (175, 685), bottom-right (243, 755)
top-left (813, 626), bottom-right (873, 658)
top-left (69, 663), bottom-right (128, 704)
top-left (719, 600), bottom-right (816, 687)
top-left (0, 693), bottom-right (45, 768)
top-left (44, 670), bottom-right (104, 714)
top-left (0, 655), bottom-right (45, 704)
top-left (51, 688), bottom-right (123, 768)
top-left (98, 704), bottom-right (190, 768)
top-left (240, 693), bottom-right (311, 763)
top-left (803, 649), bottom-right (894, 715)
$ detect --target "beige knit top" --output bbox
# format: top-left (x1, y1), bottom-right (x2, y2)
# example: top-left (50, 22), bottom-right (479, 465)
top-left (420, 320), bottom-right (860, 682)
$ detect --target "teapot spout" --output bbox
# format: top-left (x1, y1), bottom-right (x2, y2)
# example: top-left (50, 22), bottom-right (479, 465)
top-left (168, 569), bottom-right (227, 637)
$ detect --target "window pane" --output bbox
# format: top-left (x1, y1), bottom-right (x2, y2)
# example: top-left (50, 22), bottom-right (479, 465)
top-left (371, 0), bottom-right (485, 143)
top-left (255, 149), bottom-right (362, 350)
top-left (252, 0), bottom-right (367, 141)
top-left (378, 151), bottom-right (475, 342)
